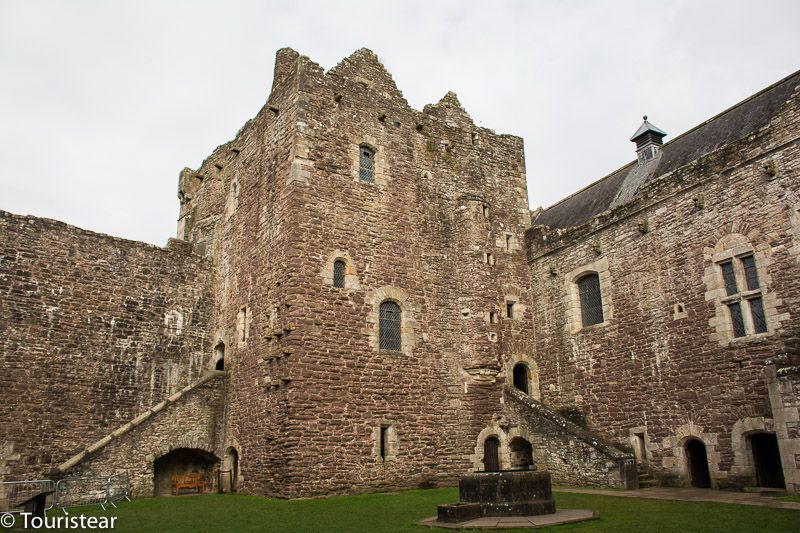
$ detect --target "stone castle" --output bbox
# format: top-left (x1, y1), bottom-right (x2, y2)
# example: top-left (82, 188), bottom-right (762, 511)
top-left (1, 48), bottom-right (799, 498)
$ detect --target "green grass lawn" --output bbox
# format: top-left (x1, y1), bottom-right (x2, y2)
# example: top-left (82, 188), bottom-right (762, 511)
top-left (45, 488), bottom-right (799, 532)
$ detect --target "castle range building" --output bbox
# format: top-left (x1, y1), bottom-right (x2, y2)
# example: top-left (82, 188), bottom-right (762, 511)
top-left (1, 49), bottom-right (799, 497)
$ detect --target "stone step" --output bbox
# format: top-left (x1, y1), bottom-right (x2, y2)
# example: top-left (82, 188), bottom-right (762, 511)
top-left (742, 487), bottom-right (788, 496)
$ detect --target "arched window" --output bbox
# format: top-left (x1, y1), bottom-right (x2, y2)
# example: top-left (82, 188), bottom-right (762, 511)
top-left (379, 300), bottom-right (402, 351)
top-left (333, 259), bottom-right (346, 288)
top-left (577, 272), bottom-right (604, 327)
top-left (359, 145), bottom-right (375, 183)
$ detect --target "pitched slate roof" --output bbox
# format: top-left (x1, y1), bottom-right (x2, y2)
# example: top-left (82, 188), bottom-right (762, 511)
top-left (534, 70), bottom-right (800, 229)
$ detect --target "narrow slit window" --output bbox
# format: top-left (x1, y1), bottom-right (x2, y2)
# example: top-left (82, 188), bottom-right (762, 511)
top-left (506, 301), bottom-right (515, 319)
top-left (237, 307), bottom-right (248, 343)
top-left (577, 273), bottom-right (604, 327)
top-left (379, 301), bottom-right (402, 351)
top-left (359, 146), bottom-right (375, 183)
top-left (505, 234), bottom-right (513, 252)
top-left (333, 259), bottom-right (346, 288)
top-left (379, 426), bottom-right (388, 459)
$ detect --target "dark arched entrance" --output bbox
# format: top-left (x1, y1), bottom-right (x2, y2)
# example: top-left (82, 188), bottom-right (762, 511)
top-left (513, 364), bottom-right (529, 394)
top-left (509, 437), bottom-right (533, 470)
top-left (685, 439), bottom-right (711, 488)
top-left (153, 448), bottom-right (219, 496)
top-left (483, 437), bottom-right (500, 472)
top-left (750, 433), bottom-right (785, 488)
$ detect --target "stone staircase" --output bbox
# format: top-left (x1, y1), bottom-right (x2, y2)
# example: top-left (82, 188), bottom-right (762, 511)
top-left (636, 463), bottom-right (659, 488)
top-left (504, 386), bottom-right (637, 489)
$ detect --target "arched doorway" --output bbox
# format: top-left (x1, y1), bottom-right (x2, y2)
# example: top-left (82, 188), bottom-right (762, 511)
top-left (215, 341), bottom-right (225, 371)
top-left (685, 439), bottom-right (711, 488)
top-left (512, 364), bottom-right (529, 394)
top-left (509, 437), bottom-right (533, 470)
top-left (153, 448), bottom-right (219, 496)
top-left (483, 437), bottom-right (500, 472)
top-left (222, 447), bottom-right (239, 493)
top-left (750, 433), bottom-right (785, 488)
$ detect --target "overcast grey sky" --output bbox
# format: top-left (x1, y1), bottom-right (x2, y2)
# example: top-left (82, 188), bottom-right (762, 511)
top-left (1, 1), bottom-right (798, 246)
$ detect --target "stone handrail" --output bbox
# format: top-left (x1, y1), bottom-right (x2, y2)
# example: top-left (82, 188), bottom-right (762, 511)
top-left (504, 385), bottom-right (631, 460)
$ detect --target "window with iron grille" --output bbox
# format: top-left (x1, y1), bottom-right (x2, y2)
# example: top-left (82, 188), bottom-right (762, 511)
top-left (577, 273), bottom-right (604, 327)
top-left (359, 145), bottom-right (375, 183)
top-left (379, 300), bottom-right (402, 351)
top-left (717, 254), bottom-right (767, 338)
top-left (333, 259), bottom-right (346, 288)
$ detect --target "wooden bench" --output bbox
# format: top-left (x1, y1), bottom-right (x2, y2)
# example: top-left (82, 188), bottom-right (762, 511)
top-left (171, 474), bottom-right (205, 496)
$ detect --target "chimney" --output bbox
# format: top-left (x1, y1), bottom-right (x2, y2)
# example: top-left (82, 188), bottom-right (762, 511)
top-left (630, 116), bottom-right (667, 164)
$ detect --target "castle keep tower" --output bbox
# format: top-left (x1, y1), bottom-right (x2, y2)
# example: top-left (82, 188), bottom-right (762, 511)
top-left (176, 48), bottom-right (533, 496)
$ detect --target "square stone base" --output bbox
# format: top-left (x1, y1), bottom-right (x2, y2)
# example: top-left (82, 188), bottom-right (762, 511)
top-left (420, 509), bottom-right (598, 529)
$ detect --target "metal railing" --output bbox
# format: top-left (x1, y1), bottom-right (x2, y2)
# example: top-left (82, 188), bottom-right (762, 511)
top-left (106, 472), bottom-right (131, 504)
top-left (0, 479), bottom-right (56, 514)
top-left (54, 473), bottom-right (131, 514)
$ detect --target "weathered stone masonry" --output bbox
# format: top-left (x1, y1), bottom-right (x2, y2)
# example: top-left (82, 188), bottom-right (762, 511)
top-left (0, 211), bottom-right (214, 486)
top-left (1, 49), bottom-right (798, 498)
top-left (528, 71), bottom-right (800, 489)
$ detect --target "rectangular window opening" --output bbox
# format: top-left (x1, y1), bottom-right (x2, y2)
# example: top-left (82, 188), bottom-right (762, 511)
top-left (489, 311), bottom-right (498, 324)
top-left (578, 274), bottom-right (604, 327)
top-left (749, 297), bottom-right (768, 334)
top-left (505, 234), bottom-right (513, 252)
top-left (506, 301), bottom-right (515, 319)
top-left (720, 261), bottom-right (738, 296)
top-left (379, 426), bottom-right (389, 460)
top-left (237, 307), bottom-right (248, 343)
top-left (741, 255), bottom-right (760, 290)
top-left (728, 302), bottom-right (746, 338)
top-left (359, 146), bottom-right (375, 183)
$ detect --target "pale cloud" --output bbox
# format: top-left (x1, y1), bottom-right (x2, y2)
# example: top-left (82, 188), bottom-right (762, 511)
top-left (1, 0), bottom-right (798, 245)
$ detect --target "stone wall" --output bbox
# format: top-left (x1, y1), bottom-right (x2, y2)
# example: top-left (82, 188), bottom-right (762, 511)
top-left (0, 210), bottom-right (214, 482)
top-left (526, 79), bottom-right (800, 488)
top-left (174, 47), bottom-right (307, 498)
top-left (58, 373), bottom-right (227, 497)
top-left (765, 335), bottom-right (800, 493)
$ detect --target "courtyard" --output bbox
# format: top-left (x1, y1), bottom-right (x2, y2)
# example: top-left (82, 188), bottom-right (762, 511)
top-left (57, 487), bottom-right (800, 532)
